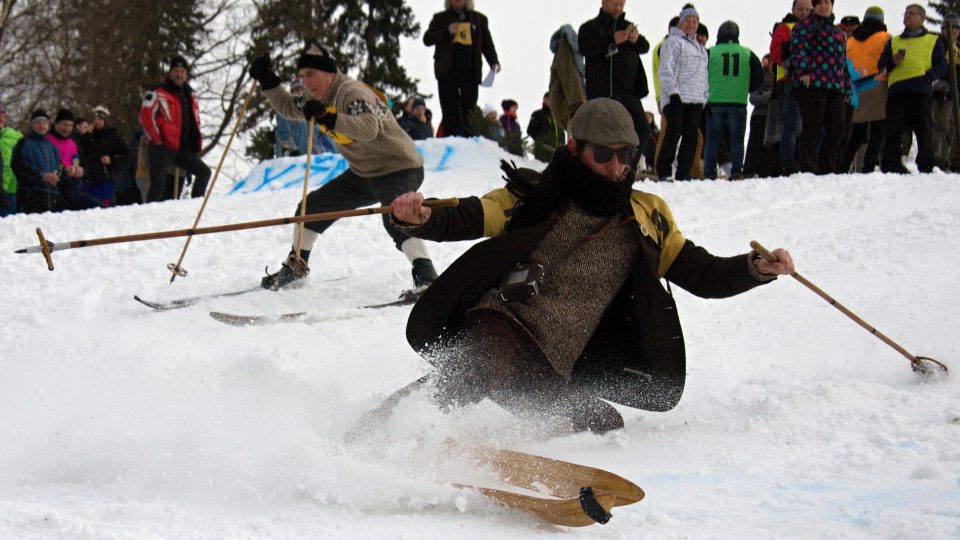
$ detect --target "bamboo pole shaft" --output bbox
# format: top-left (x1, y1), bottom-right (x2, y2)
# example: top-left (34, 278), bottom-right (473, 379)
top-left (750, 240), bottom-right (922, 366)
top-left (168, 78), bottom-right (258, 282)
top-left (17, 199), bottom-right (459, 256)
top-left (294, 118), bottom-right (316, 259)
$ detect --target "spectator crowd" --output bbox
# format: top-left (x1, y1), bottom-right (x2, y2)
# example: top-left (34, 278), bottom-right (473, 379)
top-left (2, 0), bottom-right (958, 218)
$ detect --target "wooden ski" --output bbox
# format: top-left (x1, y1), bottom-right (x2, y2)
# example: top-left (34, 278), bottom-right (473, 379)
top-left (453, 447), bottom-right (644, 526)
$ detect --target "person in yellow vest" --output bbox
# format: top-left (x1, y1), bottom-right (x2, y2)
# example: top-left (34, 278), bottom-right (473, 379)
top-left (931, 13), bottom-right (960, 171)
top-left (839, 6), bottom-right (889, 173)
top-left (377, 98), bottom-right (794, 433)
top-left (878, 4), bottom-right (947, 174)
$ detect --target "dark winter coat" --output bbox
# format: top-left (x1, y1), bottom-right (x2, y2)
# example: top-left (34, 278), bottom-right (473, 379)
top-left (527, 105), bottom-right (565, 150)
top-left (578, 8), bottom-right (650, 101)
top-left (12, 131), bottom-right (101, 213)
top-left (423, 8), bottom-right (499, 84)
top-left (78, 127), bottom-right (129, 184)
top-left (788, 14), bottom-right (852, 95)
top-left (402, 161), bottom-right (771, 412)
top-left (398, 113), bottom-right (433, 141)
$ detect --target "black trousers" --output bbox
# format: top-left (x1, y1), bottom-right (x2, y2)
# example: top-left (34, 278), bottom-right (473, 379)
top-left (299, 167), bottom-right (424, 250)
top-left (147, 145), bottom-right (211, 202)
top-left (656, 101), bottom-right (703, 180)
top-left (793, 87), bottom-right (846, 175)
top-left (838, 120), bottom-right (885, 173)
top-left (437, 70), bottom-right (479, 137)
top-left (881, 92), bottom-right (933, 173)
top-left (613, 92), bottom-right (652, 161)
top-left (743, 113), bottom-right (770, 177)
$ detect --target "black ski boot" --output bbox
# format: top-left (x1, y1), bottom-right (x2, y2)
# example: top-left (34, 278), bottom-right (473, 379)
top-left (411, 258), bottom-right (438, 291)
top-left (261, 251), bottom-right (310, 290)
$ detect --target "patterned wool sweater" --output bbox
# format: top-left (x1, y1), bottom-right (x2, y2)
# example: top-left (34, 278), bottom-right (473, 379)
top-left (263, 72), bottom-right (423, 178)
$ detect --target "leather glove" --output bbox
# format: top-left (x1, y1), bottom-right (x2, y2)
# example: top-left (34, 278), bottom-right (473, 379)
top-left (249, 54), bottom-right (281, 91)
top-left (933, 80), bottom-right (950, 94)
top-left (302, 100), bottom-right (337, 130)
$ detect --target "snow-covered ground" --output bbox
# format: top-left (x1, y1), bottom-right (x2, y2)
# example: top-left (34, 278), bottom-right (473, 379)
top-left (1, 138), bottom-right (958, 539)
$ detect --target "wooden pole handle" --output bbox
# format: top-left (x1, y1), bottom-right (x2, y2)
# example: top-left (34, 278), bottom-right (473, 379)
top-left (423, 198), bottom-right (459, 208)
top-left (750, 240), bottom-right (778, 262)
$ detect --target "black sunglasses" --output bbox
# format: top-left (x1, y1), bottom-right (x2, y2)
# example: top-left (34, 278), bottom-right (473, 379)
top-left (588, 144), bottom-right (637, 164)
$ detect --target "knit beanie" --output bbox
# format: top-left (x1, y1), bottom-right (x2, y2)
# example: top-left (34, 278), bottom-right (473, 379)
top-left (945, 13), bottom-right (960, 28)
top-left (31, 109), bottom-right (49, 123)
top-left (168, 55), bottom-right (189, 72)
top-left (863, 6), bottom-right (883, 23)
top-left (569, 98), bottom-right (639, 147)
top-left (679, 7), bottom-right (699, 26)
top-left (54, 108), bottom-right (74, 123)
top-left (297, 45), bottom-right (337, 73)
top-left (717, 21), bottom-right (739, 40)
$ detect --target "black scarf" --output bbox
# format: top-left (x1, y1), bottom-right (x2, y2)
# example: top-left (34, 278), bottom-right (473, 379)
top-left (503, 146), bottom-right (634, 231)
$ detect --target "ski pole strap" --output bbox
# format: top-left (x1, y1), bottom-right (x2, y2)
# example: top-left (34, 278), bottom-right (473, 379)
top-left (578, 487), bottom-right (611, 524)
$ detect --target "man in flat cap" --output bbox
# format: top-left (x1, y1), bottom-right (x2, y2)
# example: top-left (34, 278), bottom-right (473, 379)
top-left (370, 98), bottom-right (795, 434)
top-left (248, 46), bottom-right (439, 293)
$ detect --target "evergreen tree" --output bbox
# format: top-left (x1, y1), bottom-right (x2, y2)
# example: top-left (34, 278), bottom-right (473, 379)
top-left (929, 1), bottom-right (960, 26)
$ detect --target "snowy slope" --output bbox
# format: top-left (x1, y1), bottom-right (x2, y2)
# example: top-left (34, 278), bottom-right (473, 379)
top-left (1, 138), bottom-right (958, 539)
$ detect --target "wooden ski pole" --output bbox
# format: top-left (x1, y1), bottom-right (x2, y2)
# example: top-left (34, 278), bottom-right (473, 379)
top-left (167, 78), bottom-right (258, 283)
top-left (945, 20), bottom-right (960, 155)
top-left (294, 118), bottom-right (316, 260)
top-left (16, 198), bottom-right (459, 262)
top-left (750, 240), bottom-right (948, 377)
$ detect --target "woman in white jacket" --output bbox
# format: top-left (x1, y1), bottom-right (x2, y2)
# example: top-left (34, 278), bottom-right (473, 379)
top-left (655, 6), bottom-right (708, 180)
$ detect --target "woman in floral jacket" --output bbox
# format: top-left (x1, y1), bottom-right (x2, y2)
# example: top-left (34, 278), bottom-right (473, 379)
top-left (789, 0), bottom-right (852, 174)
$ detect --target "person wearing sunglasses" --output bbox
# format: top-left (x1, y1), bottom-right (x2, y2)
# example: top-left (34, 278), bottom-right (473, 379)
top-left (354, 98), bottom-right (794, 436)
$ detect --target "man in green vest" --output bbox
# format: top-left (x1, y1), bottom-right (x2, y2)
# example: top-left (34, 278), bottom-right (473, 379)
top-left (0, 103), bottom-right (24, 216)
top-left (703, 21), bottom-right (764, 179)
top-left (879, 3), bottom-right (946, 174)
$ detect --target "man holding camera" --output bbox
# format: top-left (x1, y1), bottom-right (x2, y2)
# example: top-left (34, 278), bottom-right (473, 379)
top-left (379, 98), bottom-right (794, 434)
top-left (878, 3), bottom-right (946, 174)
top-left (578, 0), bottom-right (651, 152)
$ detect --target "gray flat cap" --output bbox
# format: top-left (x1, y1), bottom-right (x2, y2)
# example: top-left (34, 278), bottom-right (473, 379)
top-left (569, 98), bottom-right (640, 147)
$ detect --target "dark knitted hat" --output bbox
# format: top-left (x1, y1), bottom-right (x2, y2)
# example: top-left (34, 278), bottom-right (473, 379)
top-left (54, 108), bottom-right (74, 123)
top-left (718, 21), bottom-right (740, 40)
top-left (31, 109), bottom-right (49, 123)
top-left (840, 16), bottom-right (861, 26)
top-left (412, 98), bottom-right (426, 108)
top-left (501, 99), bottom-right (518, 111)
top-left (297, 45), bottom-right (337, 73)
top-left (168, 55), bottom-right (189, 72)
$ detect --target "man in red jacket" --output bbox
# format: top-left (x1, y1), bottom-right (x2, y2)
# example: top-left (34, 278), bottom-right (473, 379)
top-left (139, 55), bottom-right (211, 202)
